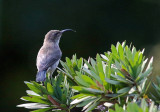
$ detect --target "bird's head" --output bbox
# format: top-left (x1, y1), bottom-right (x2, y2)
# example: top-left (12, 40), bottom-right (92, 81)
top-left (44, 29), bottom-right (75, 44)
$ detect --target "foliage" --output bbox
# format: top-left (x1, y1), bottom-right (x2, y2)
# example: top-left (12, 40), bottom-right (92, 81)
top-left (17, 73), bottom-right (74, 112)
top-left (109, 99), bottom-right (158, 112)
top-left (17, 41), bottom-right (160, 112)
top-left (151, 76), bottom-right (160, 104)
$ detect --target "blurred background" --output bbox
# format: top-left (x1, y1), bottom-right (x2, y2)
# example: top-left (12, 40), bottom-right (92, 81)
top-left (1, 0), bottom-right (160, 111)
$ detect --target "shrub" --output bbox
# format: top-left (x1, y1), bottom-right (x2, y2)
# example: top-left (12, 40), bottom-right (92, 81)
top-left (17, 41), bottom-right (159, 112)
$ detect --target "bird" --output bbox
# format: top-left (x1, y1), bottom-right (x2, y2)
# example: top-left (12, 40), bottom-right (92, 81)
top-left (36, 29), bottom-right (75, 82)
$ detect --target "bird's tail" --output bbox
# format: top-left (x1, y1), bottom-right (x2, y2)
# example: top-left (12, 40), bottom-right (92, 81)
top-left (36, 70), bottom-right (46, 82)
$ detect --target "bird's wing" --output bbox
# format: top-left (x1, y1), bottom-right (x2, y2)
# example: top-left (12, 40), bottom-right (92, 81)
top-left (36, 46), bottom-right (62, 71)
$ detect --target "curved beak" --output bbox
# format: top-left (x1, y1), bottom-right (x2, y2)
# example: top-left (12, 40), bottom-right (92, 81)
top-left (61, 29), bottom-right (76, 33)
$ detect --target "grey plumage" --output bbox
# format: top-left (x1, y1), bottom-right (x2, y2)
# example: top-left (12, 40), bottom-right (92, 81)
top-left (36, 29), bottom-right (74, 82)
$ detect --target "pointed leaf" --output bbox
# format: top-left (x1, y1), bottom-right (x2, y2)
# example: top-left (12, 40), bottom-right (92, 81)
top-left (78, 58), bottom-right (83, 69)
top-left (82, 88), bottom-right (104, 94)
top-left (84, 59), bottom-right (96, 74)
top-left (47, 83), bottom-right (54, 95)
top-left (111, 44), bottom-right (118, 56)
top-left (21, 96), bottom-right (51, 105)
top-left (70, 96), bottom-right (91, 105)
top-left (75, 76), bottom-right (90, 87)
top-left (66, 57), bottom-right (72, 67)
top-left (81, 75), bottom-right (96, 86)
top-left (118, 43), bottom-right (124, 60)
top-left (17, 103), bottom-right (49, 109)
top-left (31, 107), bottom-right (52, 112)
top-left (117, 87), bottom-right (130, 93)
top-left (96, 54), bottom-right (104, 75)
top-left (25, 82), bottom-right (42, 95)
top-left (105, 78), bottom-right (121, 85)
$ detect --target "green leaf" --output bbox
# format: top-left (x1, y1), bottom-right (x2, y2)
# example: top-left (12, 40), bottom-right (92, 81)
top-left (82, 97), bottom-right (101, 112)
top-left (76, 98), bottom-right (97, 107)
top-left (72, 86), bottom-right (83, 91)
top-left (26, 90), bottom-right (41, 97)
top-left (134, 51), bottom-right (139, 64)
top-left (149, 101), bottom-right (158, 112)
top-left (66, 57), bottom-right (72, 67)
top-left (90, 58), bottom-right (97, 69)
top-left (105, 78), bottom-right (121, 85)
top-left (99, 72), bottom-right (106, 86)
top-left (115, 60), bottom-right (121, 69)
top-left (138, 52), bottom-right (143, 64)
top-left (141, 58), bottom-right (148, 72)
top-left (25, 82), bottom-right (42, 95)
top-left (84, 59), bottom-right (97, 74)
top-left (105, 56), bottom-right (112, 78)
top-left (21, 96), bottom-right (51, 105)
top-left (56, 73), bottom-right (63, 86)
top-left (81, 75), bottom-right (96, 86)
top-left (78, 58), bottom-right (83, 69)
top-left (118, 43), bottom-right (124, 60)
top-left (127, 102), bottom-right (140, 112)
top-left (156, 76), bottom-right (160, 85)
top-left (83, 68), bottom-right (102, 84)
top-left (31, 81), bottom-right (48, 95)
top-left (31, 107), bottom-right (52, 112)
top-left (84, 100), bottom-right (100, 112)
top-left (61, 94), bottom-right (67, 104)
top-left (60, 61), bottom-right (73, 78)
top-left (90, 71), bottom-right (102, 84)
top-left (128, 86), bottom-right (136, 94)
top-left (75, 76), bottom-right (90, 87)
top-left (143, 81), bottom-right (151, 95)
top-left (117, 87), bottom-right (130, 93)
top-left (71, 93), bottom-right (87, 99)
top-left (126, 47), bottom-right (132, 62)
top-left (132, 47), bottom-right (137, 61)
top-left (72, 62), bottom-right (79, 72)
top-left (146, 57), bottom-right (153, 70)
top-left (109, 109), bottom-right (116, 112)
top-left (55, 86), bottom-right (62, 100)
top-left (31, 81), bottom-right (41, 89)
top-left (50, 95), bottom-right (61, 104)
top-left (111, 74), bottom-right (133, 84)
top-left (111, 44), bottom-right (118, 57)
top-left (105, 93), bottom-right (119, 98)
top-left (73, 86), bottom-right (104, 94)
top-left (122, 41), bottom-right (126, 48)
top-left (110, 92), bottom-right (127, 100)
top-left (115, 104), bottom-right (123, 112)
top-left (96, 54), bottom-right (104, 75)
top-left (141, 99), bottom-right (147, 112)
top-left (47, 83), bottom-right (54, 95)
top-left (138, 67), bottom-right (152, 81)
top-left (152, 83), bottom-right (160, 92)
top-left (82, 88), bottom-right (104, 94)
top-left (135, 65), bottom-right (142, 78)
top-left (72, 54), bottom-right (77, 64)
top-left (71, 96), bottom-right (92, 105)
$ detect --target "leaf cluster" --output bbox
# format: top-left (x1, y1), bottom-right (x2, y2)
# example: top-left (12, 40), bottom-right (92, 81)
top-left (109, 99), bottom-right (158, 112)
top-left (17, 73), bottom-right (73, 112)
top-left (151, 76), bottom-right (160, 104)
top-left (17, 41), bottom-right (159, 112)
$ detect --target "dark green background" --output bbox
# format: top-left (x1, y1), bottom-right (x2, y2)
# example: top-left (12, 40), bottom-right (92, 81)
top-left (1, 0), bottom-right (160, 111)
